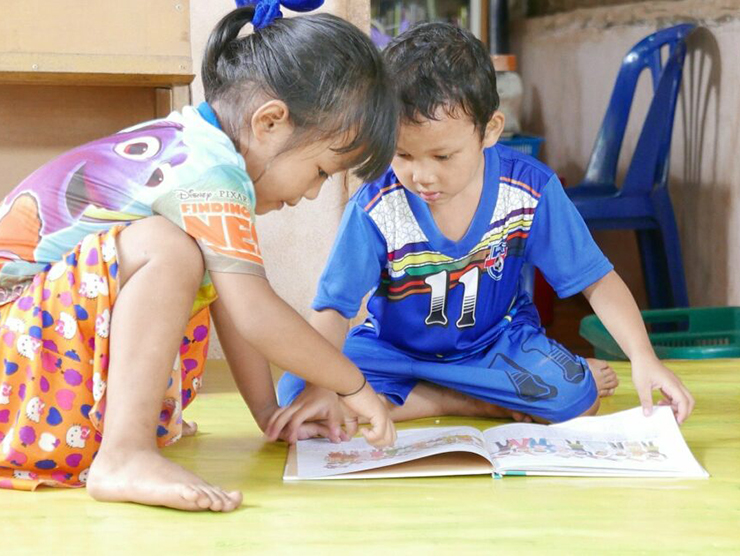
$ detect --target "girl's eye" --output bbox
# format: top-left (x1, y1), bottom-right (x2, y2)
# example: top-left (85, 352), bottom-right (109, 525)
top-left (434, 155), bottom-right (451, 161)
top-left (318, 168), bottom-right (329, 179)
top-left (395, 153), bottom-right (410, 159)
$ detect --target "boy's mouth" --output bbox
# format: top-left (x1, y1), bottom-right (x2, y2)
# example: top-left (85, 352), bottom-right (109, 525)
top-left (419, 191), bottom-right (441, 203)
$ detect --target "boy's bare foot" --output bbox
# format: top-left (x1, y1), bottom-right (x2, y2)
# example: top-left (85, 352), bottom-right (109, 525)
top-left (587, 358), bottom-right (619, 398)
top-left (87, 448), bottom-right (242, 512)
top-left (385, 381), bottom-right (534, 422)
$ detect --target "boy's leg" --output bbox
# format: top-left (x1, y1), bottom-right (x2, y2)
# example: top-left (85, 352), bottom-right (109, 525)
top-left (406, 323), bottom-right (615, 423)
top-left (277, 325), bottom-right (617, 425)
top-left (86, 217), bottom-right (241, 512)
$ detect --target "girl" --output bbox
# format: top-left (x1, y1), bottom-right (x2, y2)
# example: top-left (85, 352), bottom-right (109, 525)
top-left (0, 6), bottom-right (398, 512)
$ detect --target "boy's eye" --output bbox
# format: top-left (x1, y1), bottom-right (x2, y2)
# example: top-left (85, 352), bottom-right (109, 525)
top-left (434, 155), bottom-right (451, 161)
top-left (318, 168), bottom-right (329, 179)
top-left (395, 153), bottom-right (410, 159)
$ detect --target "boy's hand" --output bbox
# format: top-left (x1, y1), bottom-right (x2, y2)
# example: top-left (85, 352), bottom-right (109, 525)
top-left (631, 355), bottom-right (695, 424)
top-left (264, 385), bottom-right (352, 444)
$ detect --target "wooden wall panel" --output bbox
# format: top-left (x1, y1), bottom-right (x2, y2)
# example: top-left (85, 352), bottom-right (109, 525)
top-left (0, 85), bottom-right (157, 196)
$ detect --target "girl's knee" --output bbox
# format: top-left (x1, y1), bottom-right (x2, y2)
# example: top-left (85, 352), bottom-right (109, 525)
top-left (117, 217), bottom-right (204, 286)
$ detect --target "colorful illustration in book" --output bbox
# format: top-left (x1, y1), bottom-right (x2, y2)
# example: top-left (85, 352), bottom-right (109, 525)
top-left (488, 437), bottom-right (668, 462)
top-left (324, 433), bottom-right (484, 469)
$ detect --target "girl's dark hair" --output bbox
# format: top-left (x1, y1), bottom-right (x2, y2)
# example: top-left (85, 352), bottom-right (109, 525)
top-left (202, 7), bottom-right (397, 181)
top-left (384, 22), bottom-right (499, 139)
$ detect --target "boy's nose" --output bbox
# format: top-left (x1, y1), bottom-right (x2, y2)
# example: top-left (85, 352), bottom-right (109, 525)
top-left (412, 165), bottom-right (435, 187)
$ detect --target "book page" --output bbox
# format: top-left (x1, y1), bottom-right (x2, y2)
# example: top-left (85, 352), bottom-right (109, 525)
top-left (482, 407), bottom-right (708, 477)
top-left (291, 426), bottom-right (492, 479)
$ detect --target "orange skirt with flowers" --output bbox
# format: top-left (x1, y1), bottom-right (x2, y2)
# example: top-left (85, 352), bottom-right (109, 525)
top-left (0, 226), bottom-right (209, 490)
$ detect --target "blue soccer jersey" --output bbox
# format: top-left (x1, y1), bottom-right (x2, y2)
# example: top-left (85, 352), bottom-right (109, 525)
top-left (313, 144), bottom-right (613, 360)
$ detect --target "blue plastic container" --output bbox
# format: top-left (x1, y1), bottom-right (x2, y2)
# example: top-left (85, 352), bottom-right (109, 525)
top-left (499, 134), bottom-right (544, 158)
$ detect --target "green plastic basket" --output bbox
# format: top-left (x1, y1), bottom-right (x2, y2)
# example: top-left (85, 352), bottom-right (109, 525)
top-left (579, 306), bottom-right (740, 360)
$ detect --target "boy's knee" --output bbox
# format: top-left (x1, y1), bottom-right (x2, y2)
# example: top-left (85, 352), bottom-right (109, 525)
top-left (546, 391), bottom-right (600, 423)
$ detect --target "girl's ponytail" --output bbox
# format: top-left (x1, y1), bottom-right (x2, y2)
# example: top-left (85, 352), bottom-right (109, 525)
top-left (202, 7), bottom-right (256, 100)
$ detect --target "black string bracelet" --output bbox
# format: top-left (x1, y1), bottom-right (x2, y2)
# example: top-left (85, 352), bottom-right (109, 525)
top-left (337, 376), bottom-right (367, 398)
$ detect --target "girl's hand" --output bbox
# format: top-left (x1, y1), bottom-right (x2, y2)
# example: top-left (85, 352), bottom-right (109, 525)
top-left (339, 381), bottom-right (397, 448)
top-left (263, 386), bottom-right (351, 444)
top-left (631, 355), bottom-right (695, 424)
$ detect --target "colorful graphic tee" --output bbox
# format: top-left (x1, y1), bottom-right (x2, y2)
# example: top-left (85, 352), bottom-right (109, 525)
top-left (313, 145), bottom-right (613, 360)
top-left (0, 104), bottom-right (264, 310)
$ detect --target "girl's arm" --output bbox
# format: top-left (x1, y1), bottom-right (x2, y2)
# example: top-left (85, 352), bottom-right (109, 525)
top-left (263, 308), bottom-right (353, 443)
top-left (582, 270), bottom-right (695, 423)
top-left (210, 270), bottom-right (396, 447)
top-left (210, 296), bottom-right (281, 432)
top-left (211, 298), bottom-right (342, 441)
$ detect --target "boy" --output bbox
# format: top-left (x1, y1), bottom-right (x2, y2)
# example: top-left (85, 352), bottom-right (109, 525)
top-left (268, 23), bottom-right (693, 443)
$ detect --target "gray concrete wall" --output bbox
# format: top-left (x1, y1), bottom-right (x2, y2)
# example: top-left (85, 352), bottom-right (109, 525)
top-left (512, 0), bottom-right (739, 307)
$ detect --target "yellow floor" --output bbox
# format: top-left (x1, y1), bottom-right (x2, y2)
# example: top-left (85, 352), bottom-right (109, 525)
top-left (2, 359), bottom-right (739, 555)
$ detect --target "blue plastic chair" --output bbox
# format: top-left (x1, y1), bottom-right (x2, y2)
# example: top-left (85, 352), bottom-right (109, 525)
top-left (566, 24), bottom-right (696, 309)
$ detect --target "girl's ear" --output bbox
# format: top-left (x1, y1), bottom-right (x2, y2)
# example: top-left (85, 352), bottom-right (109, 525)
top-left (482, 111), bottom-right (506, 149)
top-left (249, 99), bottom-right (292, 143)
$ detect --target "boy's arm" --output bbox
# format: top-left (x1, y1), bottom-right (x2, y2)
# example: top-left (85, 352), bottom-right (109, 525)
top-left (263, 308), bottom-right (353, 443)
top-left (582, 270), bottom-right (695, 423)
top-left (210, 270), bottom-right (396, 447)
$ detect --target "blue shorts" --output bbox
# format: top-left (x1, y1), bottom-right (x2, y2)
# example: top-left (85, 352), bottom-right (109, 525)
top-left (277, 319), bottom-right (597, 423)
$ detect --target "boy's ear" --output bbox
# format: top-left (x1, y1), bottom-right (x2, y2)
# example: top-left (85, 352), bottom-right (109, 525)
top-left (482, 111), bottom-right (506, 149)
top-left (249, 99), bottom-right (292, 143)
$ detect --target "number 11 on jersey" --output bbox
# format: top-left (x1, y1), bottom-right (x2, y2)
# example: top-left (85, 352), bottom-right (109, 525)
top-left (424, 267), bottom-right (480, 328)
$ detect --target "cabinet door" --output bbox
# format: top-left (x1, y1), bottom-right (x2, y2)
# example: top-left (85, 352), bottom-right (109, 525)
top-left (0, 0), bottom-right (192, 86)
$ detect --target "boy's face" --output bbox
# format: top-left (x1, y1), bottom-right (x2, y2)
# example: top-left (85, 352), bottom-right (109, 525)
top-left (392, 110), bottom-right (504, 206)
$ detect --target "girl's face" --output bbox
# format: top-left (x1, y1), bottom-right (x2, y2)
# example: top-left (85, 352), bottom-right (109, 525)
top-left (237, 100), bottom-right (352, 215)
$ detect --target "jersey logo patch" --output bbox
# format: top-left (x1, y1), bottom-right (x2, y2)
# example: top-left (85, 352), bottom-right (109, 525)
top-left (484, 240), bottom-right (508, 281)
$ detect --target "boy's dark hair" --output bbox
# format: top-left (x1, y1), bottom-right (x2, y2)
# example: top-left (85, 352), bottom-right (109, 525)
top-left (384, 22), bottom-right (499, 139)
top-left (202, 8), bottom-right (397, 181)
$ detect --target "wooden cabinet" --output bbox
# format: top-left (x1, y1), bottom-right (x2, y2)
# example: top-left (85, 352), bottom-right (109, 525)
top-left (0, 0), bottom-right (195, 196)
top-left (0, 0), bottom-right (192, 87)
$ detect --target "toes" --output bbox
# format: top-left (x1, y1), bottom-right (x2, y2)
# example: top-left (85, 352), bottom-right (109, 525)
top-left (180, 485), bottom-right (213, 511)
top-left (221, 490), bottom-right (243, 512)
top-left (189, 486), bottom-right (217, 510)
top-left (199, 485), bottom-right (227, 511)
top-left (208, 486), bottom-right (232, 512)
top-left (226, 490), bottom-right (243, 510)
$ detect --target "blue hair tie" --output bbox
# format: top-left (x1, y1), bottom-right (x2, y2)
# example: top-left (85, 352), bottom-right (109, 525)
top-left (235, 0), bottom-right (325, 29)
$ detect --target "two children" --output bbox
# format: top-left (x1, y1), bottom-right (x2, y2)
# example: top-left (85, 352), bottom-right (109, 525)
top-left (0, 7), bottom-right (397, 512)
top-left (274, 23), bottom-right (694, 440)
top-left (0, 6), bottom-right (694, 514)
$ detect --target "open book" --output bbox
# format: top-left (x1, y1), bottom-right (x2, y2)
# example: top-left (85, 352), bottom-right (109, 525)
top-left (283, 406), bottom-right (708, 480)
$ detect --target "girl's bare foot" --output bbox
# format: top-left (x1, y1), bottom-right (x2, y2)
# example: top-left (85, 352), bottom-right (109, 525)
top-left (87, 448), bottom-right (242, 512)
top-left (181, 421), bottom-right (198, 437)
top-left (587, 358), bottom-right (619, 398)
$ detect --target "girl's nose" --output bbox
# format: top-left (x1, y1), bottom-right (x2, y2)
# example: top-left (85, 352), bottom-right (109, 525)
top-left (304, 184), bottom-right (321, 201)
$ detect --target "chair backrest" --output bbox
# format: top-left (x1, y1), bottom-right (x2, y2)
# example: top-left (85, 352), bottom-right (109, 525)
top-left (582, 24), bottom-right (696, 193)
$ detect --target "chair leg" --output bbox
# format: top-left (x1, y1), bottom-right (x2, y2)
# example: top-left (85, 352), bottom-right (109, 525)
top-left (654, 192), bottom-right (689, 307)
top-left (636, 228), bottom-right (672, 309)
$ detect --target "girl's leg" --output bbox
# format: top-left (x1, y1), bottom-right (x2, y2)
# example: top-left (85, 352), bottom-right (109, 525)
top-left (86, 217), bottom-right (242, 512)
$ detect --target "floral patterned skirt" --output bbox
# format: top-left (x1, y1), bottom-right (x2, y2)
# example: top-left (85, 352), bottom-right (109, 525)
top-left (0, 226), bottom-right (209, 490)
